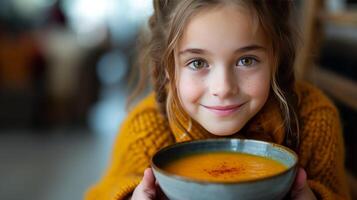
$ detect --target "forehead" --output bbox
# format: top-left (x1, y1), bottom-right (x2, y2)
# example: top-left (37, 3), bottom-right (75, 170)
top-left (177, 4), bottom-right (268, 52)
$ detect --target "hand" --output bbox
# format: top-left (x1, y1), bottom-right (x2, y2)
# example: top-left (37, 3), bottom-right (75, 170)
top-left (290, 168), bottom-right (317, 200)
top-left (131, 168), bottom-right (168, 200)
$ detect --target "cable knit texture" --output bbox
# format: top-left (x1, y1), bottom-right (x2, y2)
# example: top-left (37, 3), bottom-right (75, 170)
top-left (85, 81), bottom-right (350, 200)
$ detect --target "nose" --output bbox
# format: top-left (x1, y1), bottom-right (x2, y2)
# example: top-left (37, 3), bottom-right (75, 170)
top-left (209, 66), bottom-right (238, 99)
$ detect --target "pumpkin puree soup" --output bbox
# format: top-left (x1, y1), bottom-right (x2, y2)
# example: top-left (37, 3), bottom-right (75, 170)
top-left (163, 152), bottom-right (287, 182)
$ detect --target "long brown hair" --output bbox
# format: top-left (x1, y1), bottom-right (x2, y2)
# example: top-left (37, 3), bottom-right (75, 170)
top-left (128, 0), bottom-right (300, 151)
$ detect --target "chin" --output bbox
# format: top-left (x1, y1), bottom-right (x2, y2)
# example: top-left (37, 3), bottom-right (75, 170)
top-left (204, 125), bottom-right (242, 136)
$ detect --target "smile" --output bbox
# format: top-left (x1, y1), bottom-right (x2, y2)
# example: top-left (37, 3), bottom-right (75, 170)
top-left (201, 103), bottom-right (244, 117)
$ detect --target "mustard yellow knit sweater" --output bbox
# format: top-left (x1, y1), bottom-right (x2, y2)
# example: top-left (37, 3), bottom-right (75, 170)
top-left (85, 82), bottom-right (350, 200)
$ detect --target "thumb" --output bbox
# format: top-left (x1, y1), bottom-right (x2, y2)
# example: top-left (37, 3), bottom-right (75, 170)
top-left (142, 168), bottom-right (156, 190)
top-left (132, 168), bottom-right (157, 200)
top-left (290, 168), bottom-right (317, 200)
top-left (292, 168), bottom-right (307, 191)
top-left (291, 168), bottom-right (307, 196)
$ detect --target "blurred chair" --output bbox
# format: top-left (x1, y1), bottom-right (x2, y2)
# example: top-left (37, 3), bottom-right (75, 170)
top-left (295, 0), bottom-right (357, 110)
top-left (295, 0), bottom-right (357, 198)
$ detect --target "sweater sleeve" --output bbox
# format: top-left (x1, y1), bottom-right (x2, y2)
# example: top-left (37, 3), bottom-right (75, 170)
top-left (84, 108), bottom-right (175, 200)
top-left (299, 106), bottom-right (350, 200)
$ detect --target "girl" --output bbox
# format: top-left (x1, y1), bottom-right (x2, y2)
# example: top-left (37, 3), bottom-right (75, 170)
top-left (86, 0), bottom-right (350, 199)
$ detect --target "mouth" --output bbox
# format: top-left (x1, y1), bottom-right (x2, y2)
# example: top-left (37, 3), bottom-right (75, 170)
top-left (201, 103), bottom-right (244, 117)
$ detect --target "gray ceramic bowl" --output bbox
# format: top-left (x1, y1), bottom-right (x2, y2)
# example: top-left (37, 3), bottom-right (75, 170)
top-left (151, 138), bottom-right (298, 200)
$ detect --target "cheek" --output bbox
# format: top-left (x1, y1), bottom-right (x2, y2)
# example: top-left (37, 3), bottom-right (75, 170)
top-left (240, 69), bottom-right (271, 101)
top-left (178, 71), bottom-right (204, 106)
top-left (253, 72), bottom-right (271, 102)
top-left (254, 83), bottom-right (270, 105)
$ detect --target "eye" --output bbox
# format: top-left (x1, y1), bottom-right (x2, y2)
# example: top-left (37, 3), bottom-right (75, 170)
top-left (237, 57), bottom-right (259, 67)
top-left (187, 59), bottom-right (209, 70)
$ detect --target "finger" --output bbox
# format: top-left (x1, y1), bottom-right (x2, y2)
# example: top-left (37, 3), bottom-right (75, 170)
top-left (142, 168), bottom-right (156, 189)
top-left (141, 168), bottom-right (157, 198)
top-left (291, 168), bottom-right (307, 195)
top-left (132, 168), bottom-right (157, 200)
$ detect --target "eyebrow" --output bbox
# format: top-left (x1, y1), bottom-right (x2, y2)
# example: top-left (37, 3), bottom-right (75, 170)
top-left (178, 44), bottom-right (266, 56)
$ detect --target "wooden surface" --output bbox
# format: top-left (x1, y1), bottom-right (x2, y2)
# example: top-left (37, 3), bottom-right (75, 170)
top-left (321, 10), bottom-right (357, 26)
top-left (308, 67), bottom-right (357, 111)
top-left (295, 0), bottom-right (324, 79)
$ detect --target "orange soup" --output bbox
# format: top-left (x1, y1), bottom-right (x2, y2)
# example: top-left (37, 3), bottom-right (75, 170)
top-left (163, 152), bottom-right (287, 182)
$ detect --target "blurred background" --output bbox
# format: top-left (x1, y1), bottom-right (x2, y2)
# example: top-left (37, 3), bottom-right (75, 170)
top-left (0, 0), bottom-right (356, 200)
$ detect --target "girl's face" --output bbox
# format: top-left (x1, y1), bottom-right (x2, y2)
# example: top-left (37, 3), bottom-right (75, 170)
top-left (175, 5), bottom-right (271, 136)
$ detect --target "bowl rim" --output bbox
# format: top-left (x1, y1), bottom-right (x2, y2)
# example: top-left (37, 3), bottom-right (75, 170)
top-left (151, 138), bottom-right (298, 185)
